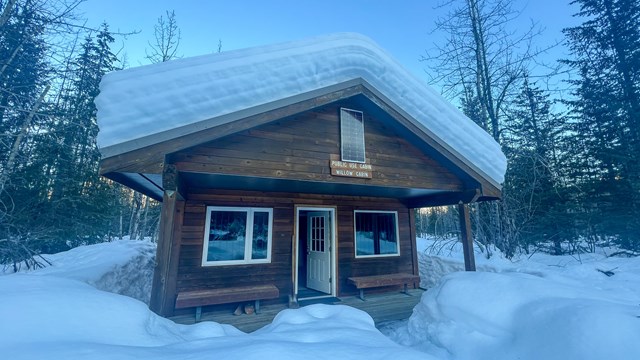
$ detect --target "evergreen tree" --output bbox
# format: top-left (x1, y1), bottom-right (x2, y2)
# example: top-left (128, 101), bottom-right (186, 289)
top-left (563, 0), bottom-right (640, 250)
top-left (0, 1), bottom-right (49, 180)
top-left (0, 0), bottom-right (55, 267)
top-left (0, 3), bottom-right (163, 269)
top-left (43, 23), bottom-right (121, 248)
top-left (503, 78), bottom-right (573, 254)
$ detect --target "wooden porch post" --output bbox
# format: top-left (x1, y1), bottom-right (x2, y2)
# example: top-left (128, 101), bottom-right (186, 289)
top-left (409, 209), bottom-right (420, 283)
top-left (458, 203), bottom-right (476, 271)
top-left (150, 163), bottom-right (185, 316)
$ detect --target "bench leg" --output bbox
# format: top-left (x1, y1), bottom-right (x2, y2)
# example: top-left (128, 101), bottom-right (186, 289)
top-left (403, 283), bottom-right (412, 296)
top-left (359, 289), bottom-right (365, 301)
top-left (195, 306), bottom-right (202, 322)
top-left (255, 300), bottom-right (261, 314)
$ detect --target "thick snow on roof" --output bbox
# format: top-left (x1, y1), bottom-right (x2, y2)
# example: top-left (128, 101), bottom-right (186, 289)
top-left (96, 33), bottom-right (506, 184)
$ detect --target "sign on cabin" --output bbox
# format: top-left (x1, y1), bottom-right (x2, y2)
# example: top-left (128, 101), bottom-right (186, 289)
top-left (329, 155), bottom-right (373, 179)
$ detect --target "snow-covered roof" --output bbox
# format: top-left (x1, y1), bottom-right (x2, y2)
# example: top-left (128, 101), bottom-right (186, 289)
top-left (96, 33), bottom-right (506, 185)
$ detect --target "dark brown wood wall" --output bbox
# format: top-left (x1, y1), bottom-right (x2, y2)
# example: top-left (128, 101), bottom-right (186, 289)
top-left (175, 189), bottom-right (417, 306)
top-left (171, 103), bottom-right (464, 191)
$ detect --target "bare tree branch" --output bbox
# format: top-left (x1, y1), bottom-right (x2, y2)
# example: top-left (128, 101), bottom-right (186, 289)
top-left (145, 10), bottom-right (181, 63)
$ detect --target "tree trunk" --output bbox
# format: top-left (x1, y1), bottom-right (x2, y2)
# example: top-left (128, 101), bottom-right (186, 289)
top-left (0, 85), bottom-right (50, 191)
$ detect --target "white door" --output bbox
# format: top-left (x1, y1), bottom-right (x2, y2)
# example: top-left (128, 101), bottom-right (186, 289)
top-left (306, 212), bottom-right (331, 293)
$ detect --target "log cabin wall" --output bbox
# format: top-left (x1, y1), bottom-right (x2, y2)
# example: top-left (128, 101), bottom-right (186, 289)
top-left (177, 189), bottom-right (416, 302)
top-left (171, 102), bottom-right (465, 191)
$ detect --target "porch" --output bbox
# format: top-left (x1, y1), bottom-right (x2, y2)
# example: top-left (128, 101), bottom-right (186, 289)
top-left (169, 288), bottom-right (425, 332)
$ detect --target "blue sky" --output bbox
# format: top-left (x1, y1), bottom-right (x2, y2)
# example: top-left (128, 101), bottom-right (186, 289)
top-left (79, 0), bottom-right (580, 83)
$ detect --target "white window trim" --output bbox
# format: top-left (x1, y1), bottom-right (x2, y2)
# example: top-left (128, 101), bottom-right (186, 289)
top-left (340, 107), bottom-right (366, 163)
top-left (202, 206), bottom-right (273, 266)
top-left (354, 210), bottom-right (401, 258)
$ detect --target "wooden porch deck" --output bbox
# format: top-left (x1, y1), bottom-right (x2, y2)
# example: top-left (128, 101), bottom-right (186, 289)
top-left (169, 288), bottom-right (425, 332)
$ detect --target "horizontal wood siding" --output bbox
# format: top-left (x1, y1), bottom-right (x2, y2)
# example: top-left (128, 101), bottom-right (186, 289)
top-left (175, 189), bottom-right (416, 306)
top-left (172, 104), bottom-right (463, 190)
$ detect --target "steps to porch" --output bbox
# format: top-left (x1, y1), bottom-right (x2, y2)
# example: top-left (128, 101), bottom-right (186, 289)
top-left (169, 288), bottom-right (425, 333)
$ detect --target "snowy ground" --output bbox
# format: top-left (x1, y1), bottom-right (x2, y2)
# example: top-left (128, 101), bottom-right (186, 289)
top-left (383, 238), bottom-right (640, 360)
top-left (2, 238), bottom-right (639, 359)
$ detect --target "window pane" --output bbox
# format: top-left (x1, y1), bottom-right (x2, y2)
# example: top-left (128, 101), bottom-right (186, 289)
top-left (207, 211), bottom-right (247, 261)
top-left (355, 212), bottom-right (398, 256)
top-left (377, 213), bottom-right (398, 254)
top-left (251, 211), bottom-right (270, 260)
top-left (355, 212), bottom-right (375, 256)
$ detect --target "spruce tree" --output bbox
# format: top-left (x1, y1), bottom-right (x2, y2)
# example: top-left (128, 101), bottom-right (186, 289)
top-left (563, 0), bottom-right (640, 250)
top-left (44, 23), bottom-right (121, 247)
top-left (0, 0), bottom-right (55, 267)
top-left (503, 78), bottom-right (573, 254)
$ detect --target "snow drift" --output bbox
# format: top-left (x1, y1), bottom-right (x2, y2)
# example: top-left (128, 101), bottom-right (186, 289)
top-left (0, 240), bottom-right (429, 360)
top-left (2, 238), bottom-right (639, 359)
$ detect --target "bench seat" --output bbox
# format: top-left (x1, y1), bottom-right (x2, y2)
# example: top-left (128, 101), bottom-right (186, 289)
top-left (348, 273), bottom-right (420, 300)
top-left (176, 284), bottom-right (279, 321)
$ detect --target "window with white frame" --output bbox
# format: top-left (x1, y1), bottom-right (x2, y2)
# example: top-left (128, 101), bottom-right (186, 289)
top-left (354, 211), bottom-right (399, 257)
top-left (340, 108), bottom-right (366, 163)
top-left (202, 207), bottom-right (273, 266)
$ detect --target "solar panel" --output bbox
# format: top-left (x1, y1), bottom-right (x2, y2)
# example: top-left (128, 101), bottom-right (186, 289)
top-left (340, 108), bottom-right (365, 163)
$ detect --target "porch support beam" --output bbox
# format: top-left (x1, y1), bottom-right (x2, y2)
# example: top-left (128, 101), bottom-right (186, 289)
top-left (150, 159), bottom-right (186, 316)
top-left (458, 203), bottom-right (476, 271)
top-left (161, 162), bottom-right (185, 201)
top-left (409, 209), bottom-right (420, 280)
top-left (150, 189), bottom-right (185, 315)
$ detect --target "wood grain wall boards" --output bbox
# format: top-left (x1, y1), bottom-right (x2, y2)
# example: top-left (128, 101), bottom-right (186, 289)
top-left (171, 102), bottom-right (465, 192)
top-left (101, 84), bottom-right (500, 202)
top-left (172, 189), bottom-right (418, 305)
top-left (99, 84), bottom-right (367, 175)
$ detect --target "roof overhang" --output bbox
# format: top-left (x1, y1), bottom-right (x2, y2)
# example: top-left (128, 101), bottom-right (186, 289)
top-left (105, 172), bottom-right (164, 201)
top-left (103, 170), bottom-right (493, 208)
top-left (100, 79), bottom-right (502, 204)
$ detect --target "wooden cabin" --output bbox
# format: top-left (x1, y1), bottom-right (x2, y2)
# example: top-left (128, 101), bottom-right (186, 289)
top-left (96, 33), bottom-right (505, 317)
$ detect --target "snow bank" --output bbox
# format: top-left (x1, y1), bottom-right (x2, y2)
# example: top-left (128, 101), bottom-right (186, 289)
top-left (96, 33), bottom-right (506, 184)
top-left (16, 240), bottom-right (156, 304)
top-left (394, 237), bottom-right (640, 360)
top-left (417, 237), bottom-right (511, 288)
top-left (26, 240), bottom-right (153, 282)
top-left (243, 305), bottom-right (432, 360)
top-left (3, 238), bottom-right (639, 359)
top-left (0, 275), bottom-right (238, 348)
top-left (0, 242), bottom-right (429, 360)
top-left (405, 271), bottom-right (640, 360)
top-left (0, 276), bottom-right (429, 359)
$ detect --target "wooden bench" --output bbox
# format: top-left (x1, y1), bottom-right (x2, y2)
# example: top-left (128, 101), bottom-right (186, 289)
top-left (175, 284), bottom-right (279, 321)
top-left (348, 273), bottom-right (420, 301)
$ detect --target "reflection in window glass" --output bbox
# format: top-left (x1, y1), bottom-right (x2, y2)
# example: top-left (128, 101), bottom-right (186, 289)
top-left (207, 211), bottom-right (247, 261)
top-left (202, 207), bottom-right (273, 265)
top-left (355, 212), bottom-right (398, 257)
top-left (252, 211), bottom-right (269, 260)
